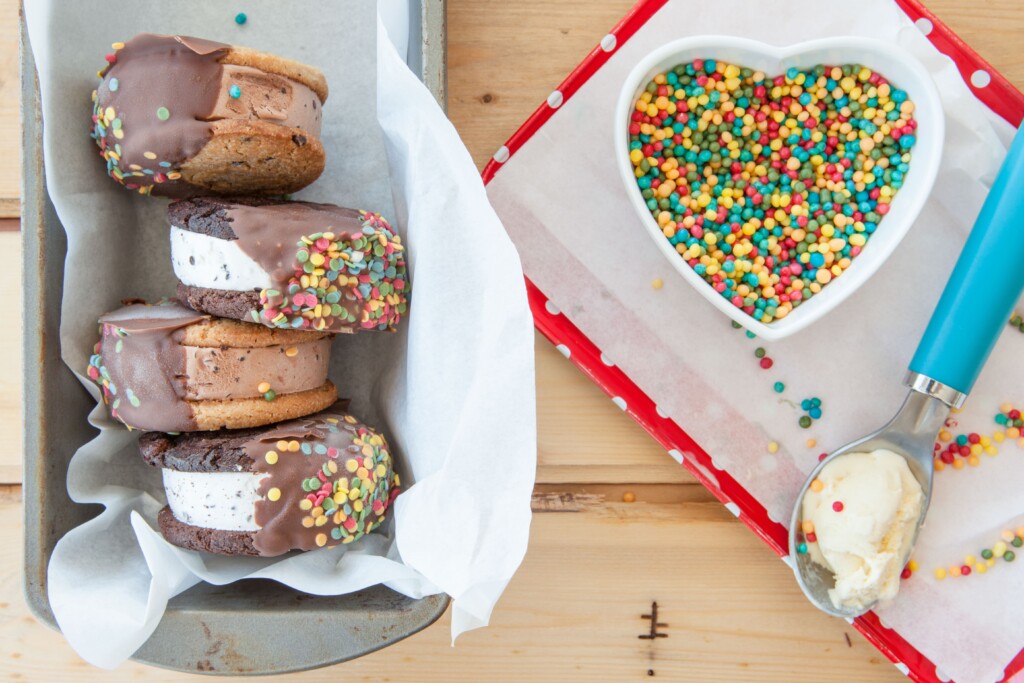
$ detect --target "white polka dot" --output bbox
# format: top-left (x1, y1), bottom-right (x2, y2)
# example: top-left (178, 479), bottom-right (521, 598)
top-left (492, 145), bottom-right (510, 163)
top-left (600, 352), bottom-right (614, 367)
top-left (555, 344), bottom-right (570, 358)
top-left (915, 17), bottom-right (933, 35)
top-left (724, 502), bottom-right (741, 517)
top-left (688, 458), bottom-right (720, 488)
top-left (544, 300), bottom-right (561, 315)
top-left (611, 396), bottom-right (627, 411)
top-left (895, 663), bottom-right (910, 676)
top-left (877, 614), bottom-right (892, 630)
top-left (844, 617), bottom-right (855, 625)
top-left (780, 554), bottom-right (795, 569)
top-left (667, 449), bottom-right (683, 464)
top-left (600, 33), bottom-right (617, 52)
top-left (655, 405), bottom-right (668, 418)
top-left (935, 667), bottom-right (952, 682)
top-left (971, 69), bottom-right (991, 88)
top-left (547, 90), bottom-right (564, 108)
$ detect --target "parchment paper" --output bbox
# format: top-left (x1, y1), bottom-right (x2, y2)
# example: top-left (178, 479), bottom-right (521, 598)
top-left (486, 2), bottom-right (1022, 682)
top-left (25, 0), bottom-right (536, 669)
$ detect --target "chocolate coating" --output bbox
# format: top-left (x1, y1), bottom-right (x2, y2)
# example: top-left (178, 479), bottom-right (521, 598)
top-left (88, 301), bottom-right (208, 431)
top-left (88, 301), bottom-right (336, 432)
top-left (92, 35), bottom-right (230, 197)
top-left (169, 197), bottom-right (411, 333)
top-left (168, 196), bottom-right (283, 240)
top-left (91, 35), bottom-right (325, 197)
top-left (142, 404), bottom-right (399, 556)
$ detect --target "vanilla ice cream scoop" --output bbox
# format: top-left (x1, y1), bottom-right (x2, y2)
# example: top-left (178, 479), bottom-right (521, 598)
top-left (790, 125), bottom-right (1024, 618)
top-left (801, 449), bottom-right (923, 612)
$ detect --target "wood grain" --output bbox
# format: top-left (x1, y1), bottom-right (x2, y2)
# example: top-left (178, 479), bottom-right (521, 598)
top-left (449, 0), bottom-right (1024, 173)
top-left (0, 231), bottom-right (20, 483)
top-left (0, 490), bottom-right (906, 682)
top-left (4, 0), bottom-right (1023, 680)
top-left (927, 0), bottom-right (1024, 88)
top-left (536, 334), bottom-right (694, 485)
top-left (448, 0), bottom-right (638, 172)
top-left (0, 1), bottom-right (17, 216)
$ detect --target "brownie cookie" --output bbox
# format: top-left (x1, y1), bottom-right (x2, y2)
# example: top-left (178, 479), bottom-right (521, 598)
top-left (87, 300), bottom-right (337, 432)
top-left (139, 405), bottom-right (400, 556)
top-left (91, 34), bottom-right (327, 197)
top-left (169, 197), bottom-right (410, 333)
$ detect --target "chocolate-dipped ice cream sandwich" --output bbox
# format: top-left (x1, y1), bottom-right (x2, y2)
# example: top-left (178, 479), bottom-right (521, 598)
top-left (169, 197), bottom-right (410, 333)
top-left (87, 301), bottom-right (337, 432)
top-left (91, 34), bottom-right (327, 197)
top-left (139, 406), bottom-right (400, 556)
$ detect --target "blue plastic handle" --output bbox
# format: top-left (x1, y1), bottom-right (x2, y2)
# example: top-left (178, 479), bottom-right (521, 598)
top-left (909, 125), bottom-right (1024, 395)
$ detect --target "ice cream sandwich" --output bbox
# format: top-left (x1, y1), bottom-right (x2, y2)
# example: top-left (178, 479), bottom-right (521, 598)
top-left (87, 300), bottom-right (337, 432)
top-left (139, 405), bottom-right (400, 556)
top-left (91, 33), bottom-right (327, 197)
top-left (169, 197), bottom-right (410, 333)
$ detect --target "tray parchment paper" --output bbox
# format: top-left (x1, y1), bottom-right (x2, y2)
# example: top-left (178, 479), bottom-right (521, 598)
top-left (25, 0), bottom-right (536, 668)
top-left (486, 2), bottom-right (1022, 682)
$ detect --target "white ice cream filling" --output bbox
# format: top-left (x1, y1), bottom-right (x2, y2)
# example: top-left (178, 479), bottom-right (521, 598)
top-left (162, 469), bottom-right (267, 532)
top-left (170, 226), bottom-right (273, 292)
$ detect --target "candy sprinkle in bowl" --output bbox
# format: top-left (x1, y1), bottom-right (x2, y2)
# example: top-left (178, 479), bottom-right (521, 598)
top-left (615, 36), bottom-right (944, 340)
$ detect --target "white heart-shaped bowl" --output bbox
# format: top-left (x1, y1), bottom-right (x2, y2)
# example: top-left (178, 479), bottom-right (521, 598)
top-left (615, 36), bottom-right (944, 340)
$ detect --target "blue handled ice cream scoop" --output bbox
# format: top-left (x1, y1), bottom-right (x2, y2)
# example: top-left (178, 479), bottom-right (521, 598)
top-left (790, 124), bottom-right (1024, 618)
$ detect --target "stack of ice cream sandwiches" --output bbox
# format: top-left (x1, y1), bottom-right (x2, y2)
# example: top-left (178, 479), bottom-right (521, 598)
top-left (86, 34), bottom-right (409, 557)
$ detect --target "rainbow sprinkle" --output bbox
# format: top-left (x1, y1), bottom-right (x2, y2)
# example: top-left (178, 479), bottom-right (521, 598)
top-left (264, 415), bottom-right (399, 547)
top-left (253, 211), bottom-right (410, 333)
top-left (628, 60), bottom-right (917, 324)
top-left (88, 329), bottom-right (125, 423)
top-left (933, 404), bottom-right (1023, 471)
top-left (90, 42), bottom-right (182, 195)
top-left (928, 529), bottom-right (1023, 581)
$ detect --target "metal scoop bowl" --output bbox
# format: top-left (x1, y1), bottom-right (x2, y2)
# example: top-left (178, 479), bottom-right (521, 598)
top-left (789, 124), bottom-right (1024, 618)
top-left (789, 379), bottom-right (956, 618)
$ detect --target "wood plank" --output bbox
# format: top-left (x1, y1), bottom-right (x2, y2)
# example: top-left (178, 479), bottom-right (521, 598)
top-left (0, 490), bottom-right (905, 682)
top-left (448, 0), bottom-right (637, 171)
top-left (0, 0), bottom-right (19, 216)
top-left (927, 0), bottom-right (1024, 89)
top-left (448, 0), bottom-right (1024, 175)
top-left (535, 334), bottom-right (695, 485)
top-left (0, 231), bottom-right (20, 483)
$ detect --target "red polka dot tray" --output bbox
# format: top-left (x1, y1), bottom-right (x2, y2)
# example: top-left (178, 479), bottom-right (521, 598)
top-left (482, 2), bottom-right (1024, 682)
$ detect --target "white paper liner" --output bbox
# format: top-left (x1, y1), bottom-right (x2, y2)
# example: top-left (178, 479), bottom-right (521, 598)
top-left (486, 2), bottom-right (1022, 682)
top-left (25, 0), bottom-right (536, 669)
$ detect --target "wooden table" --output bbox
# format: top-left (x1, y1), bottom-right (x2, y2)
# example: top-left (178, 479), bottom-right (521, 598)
top-left (2, 1), bottom-right (1021, 680)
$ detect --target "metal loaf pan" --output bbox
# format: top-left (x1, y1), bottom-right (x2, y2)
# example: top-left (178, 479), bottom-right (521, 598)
top-left (22, 0), bottom-right (449, 674)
